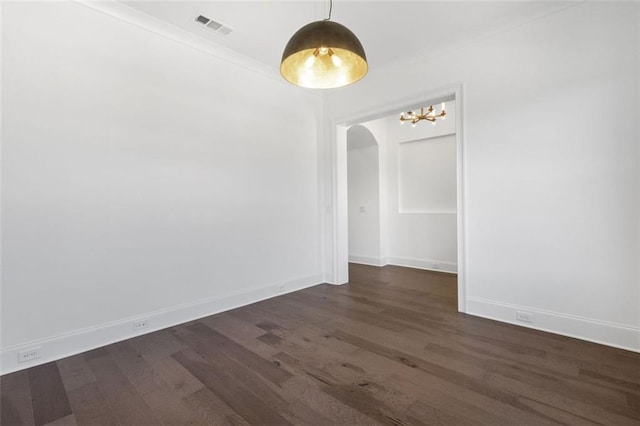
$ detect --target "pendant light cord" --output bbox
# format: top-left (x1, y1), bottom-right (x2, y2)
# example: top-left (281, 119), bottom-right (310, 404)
top-left (324, 0), bottom-right (332, 21)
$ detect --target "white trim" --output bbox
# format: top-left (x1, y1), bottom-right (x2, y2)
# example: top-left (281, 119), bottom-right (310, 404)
top-left (348, 256), bottom-right (457, 274)
top-left (0, 275), bottom-right (322, 375)
top-left (328, 120), bottom-right (338, 285)
top-left (317, 96), bottom-right (328, 284)
top-left (467, 297), bottom-right (640, 353)
top-left (388, 257), bottom-right (457, 274)
top-left (0, 0), bottom-right (4, 362)
top-left (397, 131), bottom-right (456, 144)
top-left (348, 254), bottom-right (385, 267)
top-left (454, 85), bottom-right (467, 312)
top-left (73, 0), bottom-right (318, 95)
top-left (398, 211), bottom-right (457, 215)
top-left (330, 84), bottom-right (467, 309)
top-left (328, 124), bottom-right (349, 285)
top-left (377, 130), bottom-right (389, 270)
top-left (373, 3), bottom-right (580, 79)
top-left (337, 92), bottom-right (456, 128)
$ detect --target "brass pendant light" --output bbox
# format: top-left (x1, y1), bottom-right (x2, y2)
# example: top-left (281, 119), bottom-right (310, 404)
top-left (280, 0), bottom-right (368, 89)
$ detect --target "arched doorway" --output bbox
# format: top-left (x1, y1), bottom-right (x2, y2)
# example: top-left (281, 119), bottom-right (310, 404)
top-left (347, 125), bottom-right (382, 266)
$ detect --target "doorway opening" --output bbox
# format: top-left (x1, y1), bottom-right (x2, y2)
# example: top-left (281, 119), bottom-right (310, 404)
top-left (347, 125), bottom-right (382, 266)
top-left (334, 86), bottom-right (466, 312)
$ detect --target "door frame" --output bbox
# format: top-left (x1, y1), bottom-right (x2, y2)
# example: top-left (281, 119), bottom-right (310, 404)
top-left (329, 84), bottom-right (468, 313)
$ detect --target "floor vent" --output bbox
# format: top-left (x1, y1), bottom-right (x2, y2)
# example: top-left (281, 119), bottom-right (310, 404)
top-left (195, 15), bottom-right (233, 35)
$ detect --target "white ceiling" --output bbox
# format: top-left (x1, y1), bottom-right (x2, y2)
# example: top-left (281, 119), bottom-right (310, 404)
top-left (119, 1), bottom-right (575, 72)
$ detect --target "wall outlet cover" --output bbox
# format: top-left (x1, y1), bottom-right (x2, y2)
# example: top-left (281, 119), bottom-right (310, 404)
top-left (516, 311), bottom-right (533, 323)
top-left (18, 348), bottom-right (42, 363)
top-left (133, 319), bottom-right (149, 331)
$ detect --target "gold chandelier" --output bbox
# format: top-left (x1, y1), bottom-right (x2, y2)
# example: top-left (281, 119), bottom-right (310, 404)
top-left (400, 104), bottom-right (446, 126)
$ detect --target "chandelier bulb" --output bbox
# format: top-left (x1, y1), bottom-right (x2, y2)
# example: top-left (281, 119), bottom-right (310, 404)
top-left (399, 103), bottom-right (447, 127)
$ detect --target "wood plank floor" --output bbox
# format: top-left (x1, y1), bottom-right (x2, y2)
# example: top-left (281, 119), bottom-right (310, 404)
top-left (2, 263), bottom-right (639, 425)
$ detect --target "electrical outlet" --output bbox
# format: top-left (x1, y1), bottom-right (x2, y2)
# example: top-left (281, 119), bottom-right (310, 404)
top-left (359, 206), bottom-right (366, 213)
top-left (18, 348), bottom-right (41, 363)
top-left (133, 319), bottom-right (149, 332)
top-left (516, 311), bottom-right (533, 323)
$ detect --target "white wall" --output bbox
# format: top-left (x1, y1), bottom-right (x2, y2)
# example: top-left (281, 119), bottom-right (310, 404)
top-left (386, 104), bottom-right (458, 273)
top-left (347, 126), bottom-right (381, 265)
top-left (1, 1), bottom-right (322, 373)
top-left (324, 3), bottom-right (640, 350)
top-left (353, 105), bottom-right (458, 273)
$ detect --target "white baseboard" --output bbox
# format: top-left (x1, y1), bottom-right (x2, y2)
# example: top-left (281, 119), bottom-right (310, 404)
top-left (0, 274), bottom-right (322, 375)
top-left (467, 297), bottom-right (640, 353)
top-left (387, 256), bottom-right (457, 274)
top-left (348, 254), bottom-right (385, 267)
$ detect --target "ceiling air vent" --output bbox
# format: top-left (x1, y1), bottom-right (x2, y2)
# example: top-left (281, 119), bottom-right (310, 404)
top-left (195, 15), bottom-right (234, 36)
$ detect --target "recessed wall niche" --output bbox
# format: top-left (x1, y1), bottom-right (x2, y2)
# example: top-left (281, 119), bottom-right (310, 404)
top-left (397, 134), bottom-right (457, 213)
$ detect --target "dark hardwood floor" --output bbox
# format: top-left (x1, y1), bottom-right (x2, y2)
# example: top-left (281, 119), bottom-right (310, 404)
top-left (2, 263), bottom-right (639, 425)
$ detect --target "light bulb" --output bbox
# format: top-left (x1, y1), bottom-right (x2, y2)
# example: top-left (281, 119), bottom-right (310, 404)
top-left (304, 55), bottom-right (315, 69)
top-left (318, 46), bottom-right (329, 55)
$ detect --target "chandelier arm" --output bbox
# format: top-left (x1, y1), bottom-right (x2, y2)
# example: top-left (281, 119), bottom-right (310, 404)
top-left (398, 104), bottom-right (448, 126)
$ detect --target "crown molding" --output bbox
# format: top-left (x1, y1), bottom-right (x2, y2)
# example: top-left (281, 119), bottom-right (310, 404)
top-left (74, 0), bottom-right (318, 98)
top-left (373, 1), bottom-right (582, 78)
